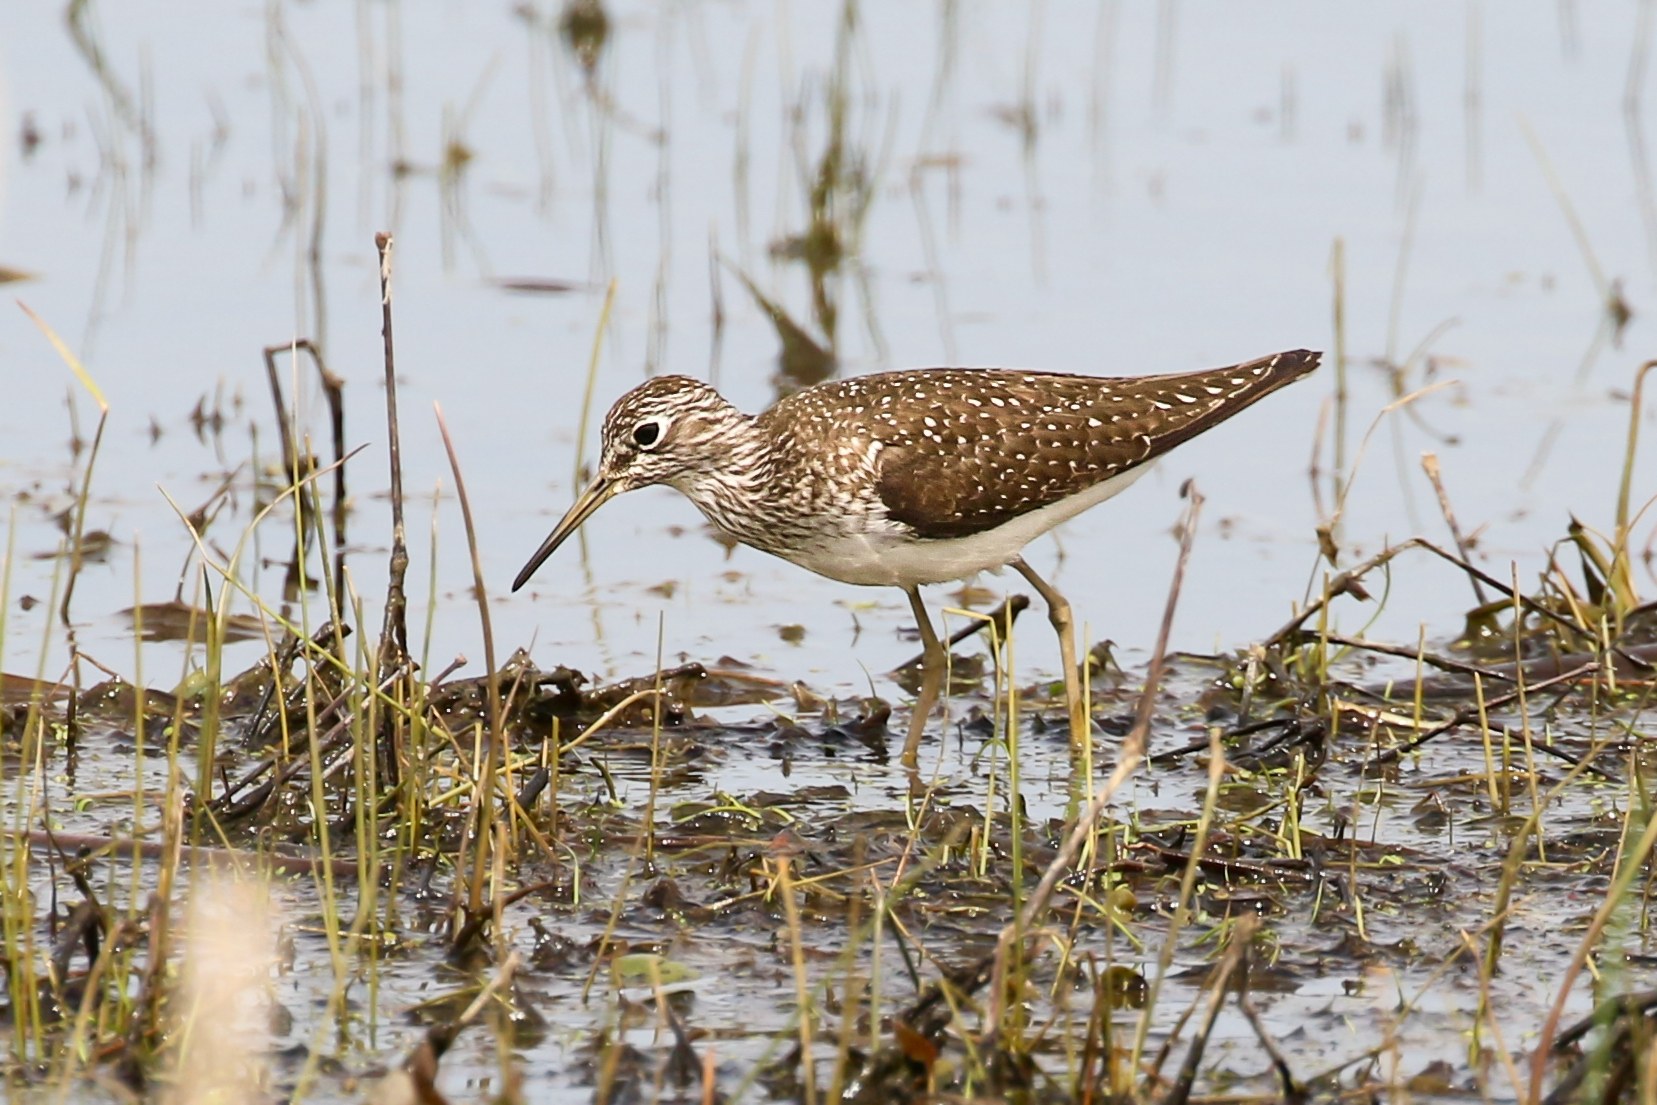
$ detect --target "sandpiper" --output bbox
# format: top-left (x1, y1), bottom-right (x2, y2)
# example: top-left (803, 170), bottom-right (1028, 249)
top-left (513, 349), bottom-right (1320, 761)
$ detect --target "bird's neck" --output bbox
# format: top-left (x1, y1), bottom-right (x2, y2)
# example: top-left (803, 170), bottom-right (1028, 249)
top-left (667, 413), bottom-right (782, 544)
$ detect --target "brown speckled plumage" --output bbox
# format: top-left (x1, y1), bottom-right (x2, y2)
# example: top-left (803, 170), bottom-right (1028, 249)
top-left (518, 349), bottom-right (1319, 591)
top-left (768, 350), bottom-right (1319, 540)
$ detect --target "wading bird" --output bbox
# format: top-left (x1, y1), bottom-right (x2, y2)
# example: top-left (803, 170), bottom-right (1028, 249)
top-left (513, 350), bottom-right (1320, 762)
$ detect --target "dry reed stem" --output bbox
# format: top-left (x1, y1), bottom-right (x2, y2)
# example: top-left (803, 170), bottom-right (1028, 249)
top-left (432, 403), bottom-right (503, 920)
top-left (376, 231), bottom-right (411, 671)
top-left (778, 856), bottom-right (819, 1105)
top-left (1421, 451), bottom-right (1489, 605)
top-left (574, 278), bottom-right (620, 495)
top-left (1163, 915), bottom-right (1258, 1105)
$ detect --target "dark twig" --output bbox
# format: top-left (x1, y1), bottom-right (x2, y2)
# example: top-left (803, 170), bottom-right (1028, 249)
top-left (1360, 662), bottom-right (1598, 770)
top-left (1164, 915), bottom-right (1257, 1105)
top-left (376, 232), bottom-right (411, 672)
top-left (1239, 983), bottom-right (1305, 1104)
top-left (211, 662), bottom-right (405, 812)
top-left (1414, 540), bottom-right (1597, 643)
top-left (262, 340), bottom-right (348, 600)
top-left (1263, 539), bottom-right (1426, 650)
top-left (16, 830), bottom-right (359, 878)
top-left (1321, 632), bottom-right (1516, 683)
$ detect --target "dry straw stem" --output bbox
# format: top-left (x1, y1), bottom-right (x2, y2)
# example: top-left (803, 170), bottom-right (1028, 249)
top-left (778, 856), bottom-right (819, 1105)
top-left (376, 231), bottom-right (412, 671)
top-left (1321, 379), bottom-right (1456, 562)
top-left (1613, 359), bottom-right (1657, 596)
top-left (1163, 914), bottom-right (1259, 1105)
top-left (432, 402), bottom-right (503, 918)
top-left (1421, 451), bottom-right (1489, 605)
top-left (981, 482), bottom-right (1204, 1050)
top-left (574, 278), bottom-right (620, 494)
top-left (1460, 929), bottom-right (1526, 1101)
top-left (18, 300), bottom-right (109, 636)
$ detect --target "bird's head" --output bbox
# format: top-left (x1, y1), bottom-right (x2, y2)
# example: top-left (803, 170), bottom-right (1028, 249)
top-left (511, 376), bottom-right (745, 591)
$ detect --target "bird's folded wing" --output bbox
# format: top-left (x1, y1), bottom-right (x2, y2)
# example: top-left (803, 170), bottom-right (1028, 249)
top-left (875, 349), bottom-right (1320, 539)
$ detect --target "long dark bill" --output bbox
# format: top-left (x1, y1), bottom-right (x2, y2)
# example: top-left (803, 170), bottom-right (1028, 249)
top-left (510, 475), bottom-right (621, 592)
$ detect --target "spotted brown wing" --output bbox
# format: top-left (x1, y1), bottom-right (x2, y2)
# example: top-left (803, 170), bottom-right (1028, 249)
top-left (872, 350), bottom-right (1320, 539)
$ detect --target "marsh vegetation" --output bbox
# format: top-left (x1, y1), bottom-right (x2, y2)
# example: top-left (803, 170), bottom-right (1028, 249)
top-left (1, 3), bottom-right (1655, 1103)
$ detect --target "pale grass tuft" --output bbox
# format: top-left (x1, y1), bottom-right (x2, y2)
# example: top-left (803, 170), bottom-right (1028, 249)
top-left (166, 876), bottom-right (278, 1105)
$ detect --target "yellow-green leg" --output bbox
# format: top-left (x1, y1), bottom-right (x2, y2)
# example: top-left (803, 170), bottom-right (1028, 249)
top-left (900, 586), bottom-right (945, 765)
top-left (1012, 557), bottom-right (1089, 750)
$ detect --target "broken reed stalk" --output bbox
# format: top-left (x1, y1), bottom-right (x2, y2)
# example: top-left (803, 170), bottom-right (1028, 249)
top-left (779, 856), bottom-right (820, 1105)
top-left (376, 231), bottom-right (411, 672)
top-left (262, 339), bottom-right (349, 602)
top-left (1420, 451), bottom-right (1489, 605)
top-left (980, 482), bottom-right (1204, 1050)
top-left (433, 403), bottom-right (503, 920)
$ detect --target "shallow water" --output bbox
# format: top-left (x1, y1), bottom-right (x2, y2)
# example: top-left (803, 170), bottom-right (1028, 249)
top-left (0, 1), bottom-right (1651, 692)
top-left (10, 650), bottom-right (1643, 1103)
top-left (2, 2), bottom-right (1655, 1101)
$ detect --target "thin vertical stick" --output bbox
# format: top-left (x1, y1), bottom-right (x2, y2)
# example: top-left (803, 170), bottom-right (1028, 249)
top-left (375, 232), bottom-right (410, 670)
top-left (1330, 238), bottom-right (1348, 493)
top-left (18, 303), bottom-right (108, 637)
top-left (1421, 452), bottom-right (1489, 605)
top-left (1614, 361), bottom-right (1657, 595)
top-left (1475, 674), bottom-right (1501, 813)
top-left (574, 279), bottom-right (619, 493)
top-left (433, 403), bottom-right (502, 917)
top-left (778, 856), bottom-right (818, 1105)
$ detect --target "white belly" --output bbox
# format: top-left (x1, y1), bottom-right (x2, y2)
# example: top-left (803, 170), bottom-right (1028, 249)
top-left (777, 463), bottom-right (1154, 587)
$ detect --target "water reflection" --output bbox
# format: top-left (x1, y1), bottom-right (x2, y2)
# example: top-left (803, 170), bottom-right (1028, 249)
top-left (0, 0), bottom-right (1651, 707)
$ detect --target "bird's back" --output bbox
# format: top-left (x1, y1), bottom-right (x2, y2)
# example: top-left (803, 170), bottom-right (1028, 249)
top-left (758, 350), bottom-right (1320, 540)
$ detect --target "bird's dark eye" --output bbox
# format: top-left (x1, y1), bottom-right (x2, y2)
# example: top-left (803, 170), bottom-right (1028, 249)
top-left (633, 421), bottom-right (661, 448)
